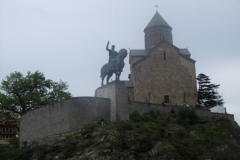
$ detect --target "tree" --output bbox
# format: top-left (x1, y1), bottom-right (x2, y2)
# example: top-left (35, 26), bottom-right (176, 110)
top-left (196, 73), bottom-right (223, 108)
top-left (0, 71), bottom-right (72, 116)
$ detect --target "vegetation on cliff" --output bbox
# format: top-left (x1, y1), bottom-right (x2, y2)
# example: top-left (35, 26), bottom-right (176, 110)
top-left (1, 108), bottom-right (240, 160)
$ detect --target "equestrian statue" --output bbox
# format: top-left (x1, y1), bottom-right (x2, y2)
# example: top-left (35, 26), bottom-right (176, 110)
top-left (100, 41), bottom-right (128, 86)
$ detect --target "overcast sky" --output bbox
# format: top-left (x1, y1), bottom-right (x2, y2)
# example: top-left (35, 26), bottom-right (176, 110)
top-left (1, 1), bottom-right (240, 124)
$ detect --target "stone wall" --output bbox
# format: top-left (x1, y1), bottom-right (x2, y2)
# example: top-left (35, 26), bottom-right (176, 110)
top-left (128, 101), bottom-right (235, 123)
top-left (20, 84), bottom-right (234, 144)
top-left (95, 81), bottom-right (129, 121)
top-left (20, 97), bottom-right (110, 143)
top-left (132, 42), bottom-right (197, 105)
top-left (179, 55), bottom-right (197, 100)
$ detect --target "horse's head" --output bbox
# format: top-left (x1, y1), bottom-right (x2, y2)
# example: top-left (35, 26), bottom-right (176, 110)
top-left (118, 49), bottom-right (128, 59)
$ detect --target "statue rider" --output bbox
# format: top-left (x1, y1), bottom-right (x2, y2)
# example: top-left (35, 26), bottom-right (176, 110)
top-left (106, 41), bottom-right (118, 71)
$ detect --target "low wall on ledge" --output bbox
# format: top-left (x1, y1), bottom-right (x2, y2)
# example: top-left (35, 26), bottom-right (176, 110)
top-left (127, 101), bottom-right (235, 123)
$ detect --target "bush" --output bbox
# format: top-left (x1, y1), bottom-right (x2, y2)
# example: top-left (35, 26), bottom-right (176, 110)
top-left (116, 121), bottom-right (134, 131)
top-left (177, 107), bottom-right (199, 125)
top-left (171, 108), bottom-right (176, 114)
top-left (130, 111), bottom-right (142, 122)
top-left (9, 138), bottom-right (20, 149)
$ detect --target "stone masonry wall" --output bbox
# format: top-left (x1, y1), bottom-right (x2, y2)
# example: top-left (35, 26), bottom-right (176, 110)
top-left (95, 83), bottom-right (116, 121)
top-left (20, 97), bottom-right (110, 143)
top-left (179, 56), bottom-right (197, 99)
top-left (129, 56), bottom-right (144, 87)
top-left (128, 102), bottom-right (235, 123)
top-left (95, 81), bottom-right (129, 121)
top-left (20, 96), bottom-right (235, 144)
top-left (133, 42), bottom-right (197, 105)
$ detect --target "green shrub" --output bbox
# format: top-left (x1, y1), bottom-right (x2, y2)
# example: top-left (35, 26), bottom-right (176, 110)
top-left (177, 107), bottom-right (199, 125)
top-left (9, 138), bottom-right (20, 149)
top-left (195, 104), bottom-right (202, 109)
top-left (130, 111), bottom-right (142, 122)
top-left (149, 109), bottom-right (159, 119)
top-left (177, 128), bottom-right (186, 137)
top-left (171, 108), bottom-right (176, 114)
top-left (82, 124), bottom-right (97, 136)
top-left (116, 121), bottom-right (134, 131)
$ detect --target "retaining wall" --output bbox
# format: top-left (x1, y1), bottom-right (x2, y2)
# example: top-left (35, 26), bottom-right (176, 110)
top-left (128, 101), bottom-right (234, 122)
top-left (20, 84), bottom-right (235, 144)
top-left (20, 97), bottom-right (110, 143)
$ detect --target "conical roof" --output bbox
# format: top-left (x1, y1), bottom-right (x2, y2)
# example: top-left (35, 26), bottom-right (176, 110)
top-left (144, 11), bottom-right (172, 31)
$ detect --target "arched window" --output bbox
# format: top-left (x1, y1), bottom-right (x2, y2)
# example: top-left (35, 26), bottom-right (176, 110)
top-left (164, 52), bottom-right (166, 60)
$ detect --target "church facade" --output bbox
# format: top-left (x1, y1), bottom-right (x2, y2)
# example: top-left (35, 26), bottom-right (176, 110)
top-left (127, 11), bottom-right (198, 105)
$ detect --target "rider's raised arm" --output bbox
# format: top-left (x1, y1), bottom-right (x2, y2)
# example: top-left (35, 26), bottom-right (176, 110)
top-left (106, 41), bottom-right (110, 51)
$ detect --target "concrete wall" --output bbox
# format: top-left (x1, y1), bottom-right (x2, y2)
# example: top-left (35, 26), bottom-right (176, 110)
top-left (20, 97), bottom-right (110, 143)
top-left (95, 81), bottom-right (129, 121)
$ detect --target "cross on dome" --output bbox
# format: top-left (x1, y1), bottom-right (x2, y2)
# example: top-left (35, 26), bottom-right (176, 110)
top-left (155, 4), bottom-right (159, 11)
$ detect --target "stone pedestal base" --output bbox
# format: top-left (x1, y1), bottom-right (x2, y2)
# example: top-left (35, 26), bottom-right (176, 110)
top-left (95, 81), bottom-right (129, 121)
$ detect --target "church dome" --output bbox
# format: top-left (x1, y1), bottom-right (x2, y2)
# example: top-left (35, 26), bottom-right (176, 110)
top-left (144, 11), bottom-right (172, 31)
top-left (144, 11), bottom-right (173, 49)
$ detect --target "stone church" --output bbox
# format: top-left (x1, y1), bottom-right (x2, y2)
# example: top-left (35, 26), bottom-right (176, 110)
top-left (127, 11), bottom-right (198, 105)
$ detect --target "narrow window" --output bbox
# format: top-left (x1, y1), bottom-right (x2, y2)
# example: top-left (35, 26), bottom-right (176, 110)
top-left (164, 53), bottom-right (166, 61)
top-left (164, 95), bottom-right (169, 103)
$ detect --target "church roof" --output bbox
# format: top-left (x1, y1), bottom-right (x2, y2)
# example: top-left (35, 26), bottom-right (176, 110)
top-left (179, 48), bottom-right (191, 56)
top-left (130, 49), bottom-right (147, 56)
top-left (132, 40), bottom-right (196, 67)
top-left (144, 11), bottom-right (172, 31)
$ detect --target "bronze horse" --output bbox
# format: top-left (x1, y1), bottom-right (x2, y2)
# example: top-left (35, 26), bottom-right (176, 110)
top-left (100, 49), bottom-right (128, 86)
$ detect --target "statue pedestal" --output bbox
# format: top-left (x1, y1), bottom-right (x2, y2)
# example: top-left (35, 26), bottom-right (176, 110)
top-left (95, 81), bottom-right (129, 121)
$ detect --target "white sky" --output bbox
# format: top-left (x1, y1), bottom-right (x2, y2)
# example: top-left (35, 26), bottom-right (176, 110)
top-left (1, 1), bottom-right (240, 124)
